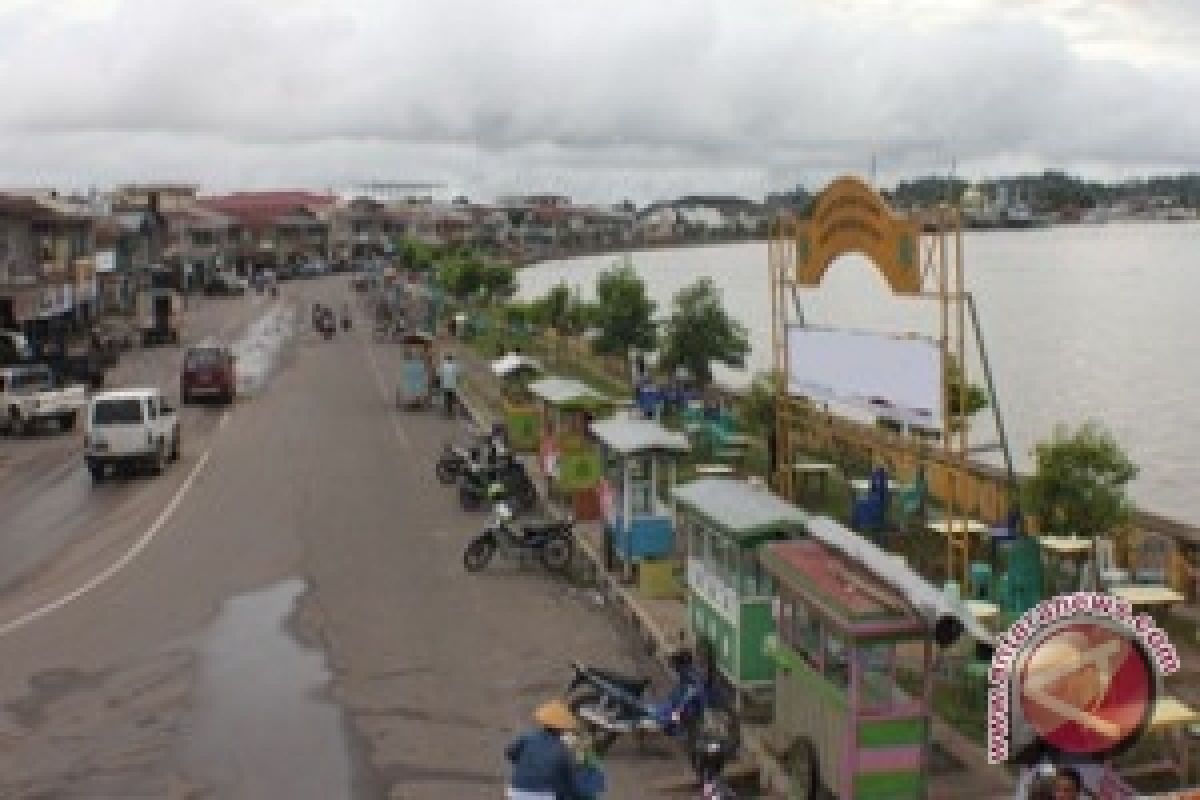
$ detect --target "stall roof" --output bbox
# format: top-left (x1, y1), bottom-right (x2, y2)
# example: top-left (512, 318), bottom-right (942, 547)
top-left (490, 354), bottom-right (543, 378)
top-left (527, 377), bottom-right (612, 407)
top-left (671, 478), bottom-right (808, 541)
top-left (803, 514), bottom-right (994, 644)
top-left (760, 539), bottom-right (920, 630)
top-left (590, 416), bottom-right (690, 455)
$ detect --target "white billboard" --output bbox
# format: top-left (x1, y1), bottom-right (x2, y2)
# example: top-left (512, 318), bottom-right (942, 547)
top-left (786, 325), bottom-right (943, 429)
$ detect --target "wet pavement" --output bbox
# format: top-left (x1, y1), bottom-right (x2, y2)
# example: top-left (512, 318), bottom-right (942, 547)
top-left (176, 578), bottom-right (359, 799)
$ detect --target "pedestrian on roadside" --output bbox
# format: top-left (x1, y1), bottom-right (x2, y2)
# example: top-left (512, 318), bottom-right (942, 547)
top-left (437, 352), bottom-right (460, 416)
top-left (505, 699), bottom-right (605, 799)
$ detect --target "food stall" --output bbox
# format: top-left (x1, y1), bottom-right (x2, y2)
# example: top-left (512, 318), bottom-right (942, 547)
top-left (589, 414), bottom-right (690, 580)
top-left (490, 354), bottom-right (544, 451)
top-left (528, 377), bottom-right (615, 522)
top-left (672, 478), bottom-right (808, 696)
top-left (759, 537), bottom-right (934, 800)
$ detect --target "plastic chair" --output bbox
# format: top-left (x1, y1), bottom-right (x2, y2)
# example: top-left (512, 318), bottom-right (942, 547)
top-left (896, 466), bottom-right (927, 517)
top-left (970, 562), bottom-right (993, 601)
top-left (1096, 538), bottom-right (1130, 588)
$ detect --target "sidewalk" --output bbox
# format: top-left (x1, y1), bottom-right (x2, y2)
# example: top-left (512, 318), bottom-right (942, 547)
top-left (455, 342), bottom-right (1015, 798)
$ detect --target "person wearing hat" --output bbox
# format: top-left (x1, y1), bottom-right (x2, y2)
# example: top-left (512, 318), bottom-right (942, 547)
top-left (505, 699), bottom-right (605, 799)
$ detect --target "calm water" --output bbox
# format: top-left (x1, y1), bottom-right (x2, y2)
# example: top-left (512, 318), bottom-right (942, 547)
top-left (518, 223), bottom-right (1200, 526)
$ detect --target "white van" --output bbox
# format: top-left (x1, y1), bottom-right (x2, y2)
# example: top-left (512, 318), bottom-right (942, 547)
top-left (83, 389), bottom-right (180, 481)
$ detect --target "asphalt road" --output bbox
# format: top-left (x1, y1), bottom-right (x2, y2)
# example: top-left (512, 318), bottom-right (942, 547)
top-left (0, 276), bottom-right (678, 799)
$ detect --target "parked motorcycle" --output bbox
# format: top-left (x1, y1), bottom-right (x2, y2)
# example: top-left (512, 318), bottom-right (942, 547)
top-left (565, 653), bottom-right (733, 757)
top-left (458, 458), bottom-right (535, 512)
top-left (462, 502), bottom-right (574, 573)
top-left (436, 427), bottom-right (510, 485)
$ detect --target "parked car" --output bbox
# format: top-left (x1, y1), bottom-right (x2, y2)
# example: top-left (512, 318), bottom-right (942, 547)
top-left (180, 344), bottom-right (236, 404)
top-left (206, 271), bottom-right (249, 295)
top-left (84, 389), bottom-right (180, 480)
top-left (0, 364), bottom-right (87, 435)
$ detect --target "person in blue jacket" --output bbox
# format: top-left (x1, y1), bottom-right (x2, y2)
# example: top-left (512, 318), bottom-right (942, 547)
top-left (506, 699), bottom-right (605, 799)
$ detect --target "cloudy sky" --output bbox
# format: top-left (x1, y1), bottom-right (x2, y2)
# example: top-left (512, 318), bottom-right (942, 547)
top-left (1, 0), bottom-right (1198, 203)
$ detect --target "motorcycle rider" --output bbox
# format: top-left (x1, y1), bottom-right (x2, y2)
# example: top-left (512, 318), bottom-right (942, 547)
top-left (505, 699), bottom-right (604, 799)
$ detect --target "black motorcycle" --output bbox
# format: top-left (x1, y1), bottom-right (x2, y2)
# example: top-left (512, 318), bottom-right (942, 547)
top-left (457, 459), bottom-right (535, 512)
top-left (436, 429), bottom-right (510, 485)
top-left (462, 502), bottom-right (574, 573)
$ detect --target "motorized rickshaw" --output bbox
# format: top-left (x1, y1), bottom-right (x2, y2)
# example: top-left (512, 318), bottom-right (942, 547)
top-left (396, 332), bottom-right (436, 409)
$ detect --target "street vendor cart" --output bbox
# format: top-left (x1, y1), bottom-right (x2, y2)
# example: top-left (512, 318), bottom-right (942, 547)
top-left (590, 414), bottom-right (689, 579)
top-left (490, 354), bottom-right (544, 451)
top-left (396, 332), bottom-right (436, 409)
top-left (672, 478), bottom-right (808, 698)
top-left (528, 377), bottom-right (615, 522)
top-left (759, 537), bottom-right (935, 800)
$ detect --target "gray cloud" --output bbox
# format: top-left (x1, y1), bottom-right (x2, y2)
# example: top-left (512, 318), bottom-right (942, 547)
top-left (0, 0), bottom-right (1197, 202)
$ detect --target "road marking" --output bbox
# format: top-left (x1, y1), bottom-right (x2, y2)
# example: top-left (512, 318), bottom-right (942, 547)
top-left (363, 338), bottom-right (411, 450)
top-left (0, 412), bottom-right (227, 638)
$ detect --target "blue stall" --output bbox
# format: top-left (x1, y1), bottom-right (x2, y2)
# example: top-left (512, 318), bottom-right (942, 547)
top-left (590, 414), bottom-right (690, 571)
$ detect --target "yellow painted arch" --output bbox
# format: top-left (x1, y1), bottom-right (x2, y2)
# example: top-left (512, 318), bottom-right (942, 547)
top-left (795, 175), bottom-right (922, 294)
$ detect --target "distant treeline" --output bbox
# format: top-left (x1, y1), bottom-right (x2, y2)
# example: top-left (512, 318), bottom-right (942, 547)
top-left (764, 171), bottom-right (1200, 214)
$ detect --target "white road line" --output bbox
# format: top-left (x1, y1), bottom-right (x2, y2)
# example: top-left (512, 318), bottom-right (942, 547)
top-left (0, 413), bottom-right (227, 638)
top-left (364, 338), bottom-right (412, 449)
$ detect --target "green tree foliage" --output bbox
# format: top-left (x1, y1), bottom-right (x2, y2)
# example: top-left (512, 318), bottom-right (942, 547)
top-left (739, 371), bottom-right (781, 435)
top-left (1023, 421), bottom-right (1138, 537)
top-left (531, 282), bottom-right (590, 337)
top-left (480, 263), bottom-right (517, 301)
top-left (436, 252), bottom-right (486, 302)
top-left (397, 237), bottom-right (438, 271)
top-left (945, 355), bottom-right (989, 418)
top-left (435, 251), bottom-right (514, 304)
top-left (659, 278), bottom-right (749, 387)
top-left (590, 259), bottom-right (657, 358)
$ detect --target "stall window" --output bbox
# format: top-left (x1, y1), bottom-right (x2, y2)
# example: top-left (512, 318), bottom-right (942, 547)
top-left (713, 538), bottom-right (733, 587)
top-left (857, 641), bottom-right (898, 711)
top-left (741, 551), bottom-right (775, 597)
top-left (792, 601), bottom-right (822, 668)
top-left (824, 629), bottom-right (850, 691)
top-left (630, 456), bottom-right (654, 515)
top-left (777, 598), bottom-right (794, 648)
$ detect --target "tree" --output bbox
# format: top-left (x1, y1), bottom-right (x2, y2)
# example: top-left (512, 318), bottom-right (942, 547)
top-left (436, 253), bottom-right (486, 302)
top-left (1024, 421), bottom-right (1137, 536)
top-left (739, 371), bottom-right (781, 436)
top-left (480, 263), bottom-right (517, 302)
top-left (590, 259), bottom-right (657, 360)
top-left (659, 278), bottom-right (749, 387)
top-left (1023, 421), bottom-right (1138, 588)
top-left (397, 237), bottom-right (437, 272)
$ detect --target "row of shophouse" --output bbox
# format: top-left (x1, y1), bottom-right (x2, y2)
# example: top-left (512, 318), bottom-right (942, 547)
top-left (0, 185), bottom-right (767, 338)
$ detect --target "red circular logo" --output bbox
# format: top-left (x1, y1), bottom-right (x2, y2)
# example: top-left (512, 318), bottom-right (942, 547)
top-left (1018, 622), bottom-right (1154, 755)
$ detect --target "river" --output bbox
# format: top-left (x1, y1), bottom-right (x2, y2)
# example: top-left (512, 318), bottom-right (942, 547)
top-left (517, 223), bottom-right (1200, 526)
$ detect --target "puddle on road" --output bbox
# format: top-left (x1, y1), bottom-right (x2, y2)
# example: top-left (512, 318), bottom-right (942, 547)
top-left (232, 304), bottom-right (295, 395)
top-left (177, 578), bottom-right (358, 799)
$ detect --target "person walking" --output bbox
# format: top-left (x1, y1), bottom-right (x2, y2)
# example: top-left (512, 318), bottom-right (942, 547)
top-left (505, 699), bottom-right (604, 799)
top-left (436, 352), bottom-right (460, 416)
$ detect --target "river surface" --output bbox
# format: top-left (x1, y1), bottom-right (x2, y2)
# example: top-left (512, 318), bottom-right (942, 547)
top-left (518, 223), bottom-right (1200, 526)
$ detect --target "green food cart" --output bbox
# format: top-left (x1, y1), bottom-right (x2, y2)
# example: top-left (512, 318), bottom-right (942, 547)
top-left (672, 478), bottom-right (809, 695)
top-left (760, 537), bottom-right (934, 800)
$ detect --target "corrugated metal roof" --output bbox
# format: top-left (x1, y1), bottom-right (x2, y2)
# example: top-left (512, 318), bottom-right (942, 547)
top-left (527, 377), bottom-right (609, 406)
top-left (671, 478), bottom-right (808, 538)
top-left (590, 415), bottom-right (689, 455)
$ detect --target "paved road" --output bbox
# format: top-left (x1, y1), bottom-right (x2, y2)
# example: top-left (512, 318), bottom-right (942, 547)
top-left (0, 276), bottom-right (677, 799)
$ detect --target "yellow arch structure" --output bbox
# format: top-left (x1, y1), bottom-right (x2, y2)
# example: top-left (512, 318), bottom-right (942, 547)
top-left (794, 175), bottom-right (923, 294)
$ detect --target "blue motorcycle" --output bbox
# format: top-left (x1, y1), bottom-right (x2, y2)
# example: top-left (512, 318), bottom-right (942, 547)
top-left (565, 652), bottom-right (736, 757)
